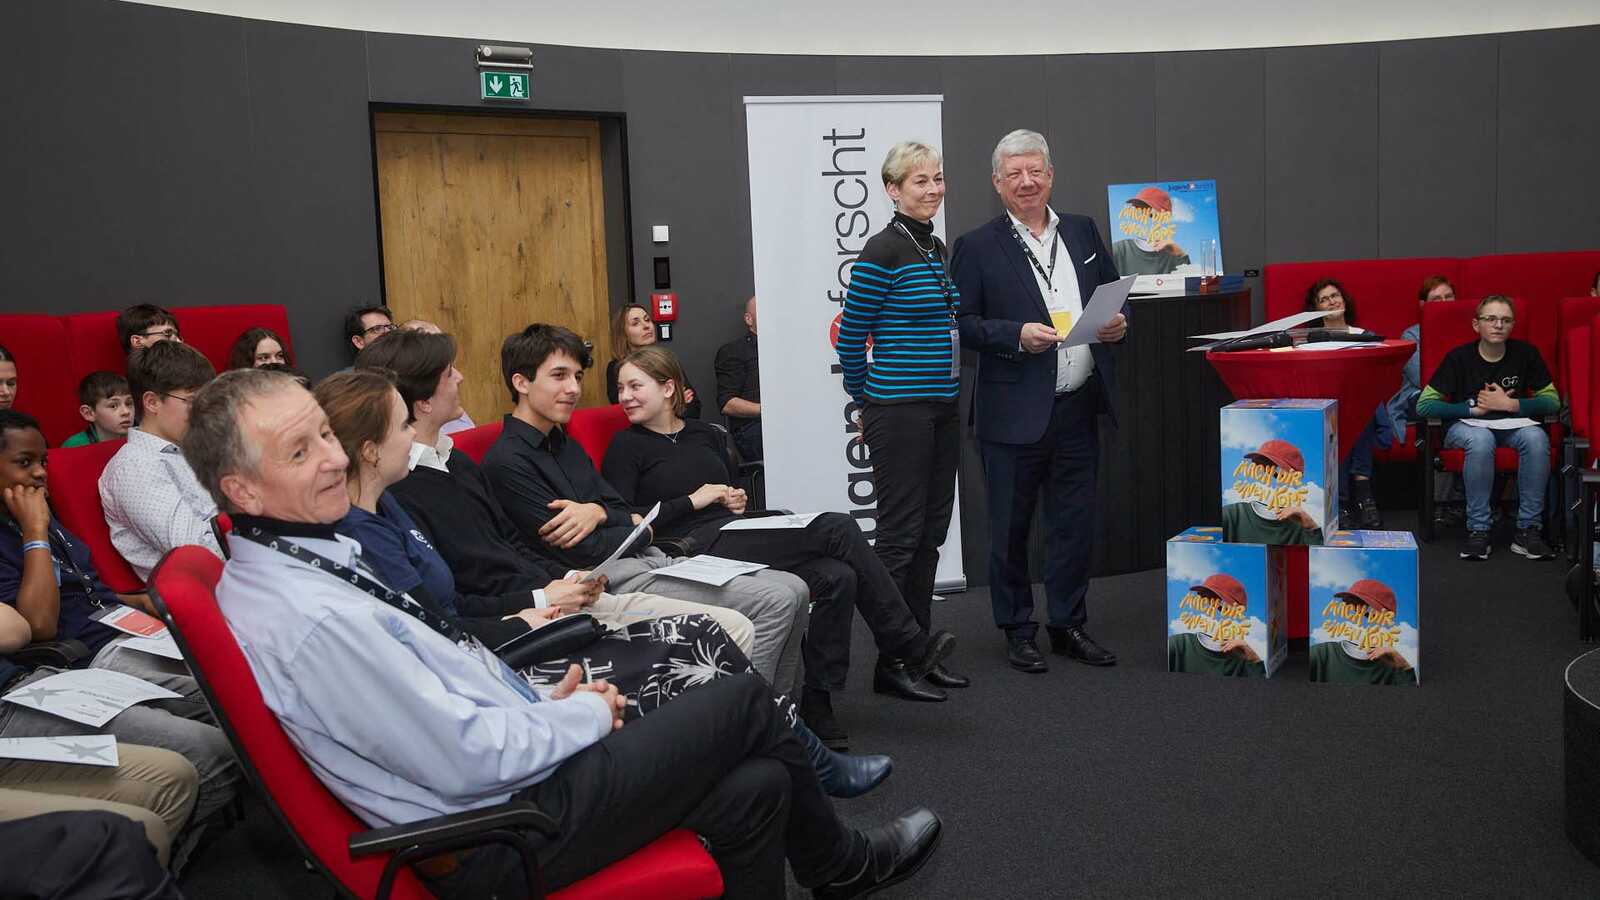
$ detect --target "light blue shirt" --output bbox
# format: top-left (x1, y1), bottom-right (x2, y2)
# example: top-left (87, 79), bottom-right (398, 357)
top-left (216, 530), bottom-right (612, 828)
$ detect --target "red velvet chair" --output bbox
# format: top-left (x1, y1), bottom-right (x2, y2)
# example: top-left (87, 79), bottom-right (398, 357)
top-left (1575, 316), bottom-right (1600, 639)
top-left (172, 304), bottom-right (295, 373)
top-left (148, 545), bottom-right (724, 900)
top-left (0, 314), bottom-right (81, 446)
top-left (450, 421), bottom-right (504, 465)
top-left (567, 405), bottom-right (631, 469)
top-left (1459, 250), bottom-right (1600, 376)
top-left (44, 439), bottom-right (144, 594)
top-left (61, 311), bottom-right (129, 380)
top-left (1263, 257), bottom-right (1462, 340)
top-left (1417, 297), bottom-right (1559, 540)
top-left (1563, 325), bottom-right (1594, 563)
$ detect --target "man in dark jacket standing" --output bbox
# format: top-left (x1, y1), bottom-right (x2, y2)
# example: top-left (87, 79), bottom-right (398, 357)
top-left (952, 129), bottom-right (1127, 674)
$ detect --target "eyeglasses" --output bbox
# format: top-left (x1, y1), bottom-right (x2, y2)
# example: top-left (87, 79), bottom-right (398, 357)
top-left (1476, 315), bottom-right (1514, 326)
top-left (361, 323), bottom-right (396, 338)
top-left (138, 328), bottom-right (181, 340)
top-left (159, 392), bottom-right (194, 405)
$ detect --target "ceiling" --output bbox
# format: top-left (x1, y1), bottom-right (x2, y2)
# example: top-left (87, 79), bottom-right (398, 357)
top-left (125, 1), bottom-right (1599, 55)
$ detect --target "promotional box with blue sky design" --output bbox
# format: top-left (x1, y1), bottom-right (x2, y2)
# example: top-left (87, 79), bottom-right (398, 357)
top-left (1166, 527), bottom-right (1287, 678)
top-left (1219, 399), bottom-right (1338, 545)
top-left (1308, 531), bottom-right (1420, 686)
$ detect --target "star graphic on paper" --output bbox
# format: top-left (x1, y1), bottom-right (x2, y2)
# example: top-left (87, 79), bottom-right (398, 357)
top-left (51, 738), bottom-right (114, 763)
top-left (5, 686), bottom-right (69, 705)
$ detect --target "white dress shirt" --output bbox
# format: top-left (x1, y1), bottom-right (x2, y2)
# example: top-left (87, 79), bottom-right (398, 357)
top-left (99, 427), bottom-right (223, 580)
top-left (1008, 207), bottom-right (1094, 394)
top-left (217, 530), bottom-right (613, 828)
top-left (407, 432), bottom-right (455, 474)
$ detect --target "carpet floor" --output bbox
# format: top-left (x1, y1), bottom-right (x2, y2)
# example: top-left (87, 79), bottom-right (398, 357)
top-left (178, 531), bottom-right (1600, 898)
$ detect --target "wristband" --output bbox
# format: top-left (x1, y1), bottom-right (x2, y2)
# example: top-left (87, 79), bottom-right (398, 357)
top-left (21, 540), bottom-right (51, 555)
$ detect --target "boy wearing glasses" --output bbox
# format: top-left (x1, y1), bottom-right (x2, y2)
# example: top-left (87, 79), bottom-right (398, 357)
top-left (99, 341), bottom-right (221, 579)
top-left (342, 304), bottom-right (395, 358)
top-left (1417, 295), bottom-right (1558, 561)
top-left (115, 304), bottom-right (181, 353)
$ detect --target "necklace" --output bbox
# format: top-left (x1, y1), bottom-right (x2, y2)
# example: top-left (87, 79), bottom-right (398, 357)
top-left (895, 220), bottom-right (938, 258)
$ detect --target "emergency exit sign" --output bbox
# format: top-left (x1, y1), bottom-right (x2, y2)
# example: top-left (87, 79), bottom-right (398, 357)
top-left (480, 71), bottom-right (529, 100)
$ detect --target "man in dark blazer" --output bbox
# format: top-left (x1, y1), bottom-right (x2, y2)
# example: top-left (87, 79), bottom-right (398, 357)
top-left (952, 129), bottom-right (1127, 673)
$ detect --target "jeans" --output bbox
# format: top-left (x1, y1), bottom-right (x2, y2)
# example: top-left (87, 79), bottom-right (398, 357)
top-left (1443, 421), bottom-right (1550, 531)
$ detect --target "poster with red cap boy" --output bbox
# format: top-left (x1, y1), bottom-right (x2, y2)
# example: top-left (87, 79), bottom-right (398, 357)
top-left (1166, 532), bottom-right (1286, 677)
top-left (1219, 400), bottom-right (1338, 545)
top-left (1105, 180), bottom-right (1222, 277)
top-left (1309, 534), bottom-right (1420, 685)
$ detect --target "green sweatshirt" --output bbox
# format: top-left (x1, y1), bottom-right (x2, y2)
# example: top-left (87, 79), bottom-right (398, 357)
top-left (1167, 633), bottom-right (1264, 678)
top-left (1309, 641), bottom-right (1417, 686)
top-left (1221, 502), bottom-right (1322, 546)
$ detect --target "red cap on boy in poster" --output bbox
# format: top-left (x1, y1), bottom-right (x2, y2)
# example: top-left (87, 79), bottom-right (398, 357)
top-left (1132, 186), bottom-right (1173, 212)
top-left (1190, 573), bottom-right (1247, 609)
top-left (1334, 579), bottom-right (1397, 614)
top-left (1245, 439), bottom-right (1304, 475)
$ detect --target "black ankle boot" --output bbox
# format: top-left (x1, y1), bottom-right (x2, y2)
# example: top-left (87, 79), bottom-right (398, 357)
top-left (800, 687), bottom-right (849, 751)
top-left (793, 720), bottom-right (892, 799)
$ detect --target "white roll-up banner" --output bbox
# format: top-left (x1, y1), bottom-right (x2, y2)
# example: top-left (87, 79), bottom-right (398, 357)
top-left (744, 95), bottom-right (966, 592)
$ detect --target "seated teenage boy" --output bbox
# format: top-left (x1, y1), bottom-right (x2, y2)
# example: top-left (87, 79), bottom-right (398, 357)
top-left (480, 325), bottom-right (810, 689)
top-left (100, 341), bottom-right (221, 580)
top-left (353, 330), bottom-right (758, 663)
top-left (115, 304), bottom-right (181, 355)
top-left (0, 410), bottom-right (238, 824)
top-left (188, 368), bottom-right (941, 899)
top-left (1416, 295), bottom-right (1558, 561)
top-left (60, 372), bottom-right (133, 448)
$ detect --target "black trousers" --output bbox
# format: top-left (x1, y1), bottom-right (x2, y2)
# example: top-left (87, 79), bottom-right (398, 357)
top-left (862, 400), bottom-right (961, 633)
top-left (706, 512), bottom-right (925, 691)
top-left (0, 810), bottom-right (181, 900)
top-left (428, 675), bottom-right (853, 900)
top-left (979, 382), bottom-right (1100, 637)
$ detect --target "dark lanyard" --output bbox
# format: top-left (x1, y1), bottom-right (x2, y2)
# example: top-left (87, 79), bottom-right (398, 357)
top-left (1010, 224), bottom-right (1059, 292)
top-left (894, 222), bottom-right (958, 318)
top-left (233, 523), bottom-right (472, 646)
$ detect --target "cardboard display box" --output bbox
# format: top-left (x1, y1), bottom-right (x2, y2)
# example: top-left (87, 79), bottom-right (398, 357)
top-left (1219, 399), bottom-right (1339, 546)
top-left (1308, 530), bottom-right (1420, 686)
top-left (1166, 527), bottom-right (1287, 678)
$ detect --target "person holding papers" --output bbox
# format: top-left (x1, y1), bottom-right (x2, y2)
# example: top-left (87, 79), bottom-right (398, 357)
top-left (1416, 295), bottom-right (1558, 561)
top-left (0, 410), bottom-right (238, 826)
top-left (475, 325), bottom-right (810, 691)
top-left (604, 347), bottom-right (957, 749)
top-left (951, 129), bottom-right (1127, 674)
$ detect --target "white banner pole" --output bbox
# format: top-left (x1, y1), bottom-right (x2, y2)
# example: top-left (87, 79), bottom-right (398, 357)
top-left (744, 94), bottom-right (966, 592)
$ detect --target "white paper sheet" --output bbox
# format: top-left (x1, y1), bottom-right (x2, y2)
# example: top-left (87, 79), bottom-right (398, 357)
top-left (92, 606), bottom-right (167, 637)
top-left (1294, 340), bottom-right (1379, 351)
top-left (2, 669), bottom-right (182, 727)
top-left (1058, 275), bottom-right (1137, 348)
top-left (719, 513), bottom-right (825, 532)
top-left (1458, 416), bottom-right (1539, 430)
top-left (580, 502), bottom-right (660, 583)
top-left (650, 555), bottom-right (769, 587)
top-left (120, 633), bottom-right (184, 661)
top-left (1190, 309), bottom-right (1330, 341)
top-left (0, 735), bottom-right (119, 767)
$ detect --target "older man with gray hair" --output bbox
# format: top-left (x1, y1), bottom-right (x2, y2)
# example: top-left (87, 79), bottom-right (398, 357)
top-left (183, 368), bottom-right (941, 899)
top-left (951, 129), bottom-right (1128, 674)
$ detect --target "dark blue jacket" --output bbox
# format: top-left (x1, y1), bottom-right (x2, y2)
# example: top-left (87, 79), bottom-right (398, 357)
top-left (952, 212), bottom-right (1123, 444)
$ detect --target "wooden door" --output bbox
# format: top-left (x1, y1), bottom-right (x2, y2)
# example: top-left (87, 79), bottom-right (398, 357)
top-left (374, 112), bottom-right (611, 422)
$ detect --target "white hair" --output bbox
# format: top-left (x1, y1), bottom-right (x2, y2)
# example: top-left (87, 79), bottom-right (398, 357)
top-left (991, 129), bottom-right (1052, 176)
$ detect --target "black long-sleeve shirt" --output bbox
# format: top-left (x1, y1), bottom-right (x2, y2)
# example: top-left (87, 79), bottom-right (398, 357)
top-left (482, 415), bottom-right (640, 570)
top-left (714, 333), bottom-right (760, 426)
top-left (387, 444), bottom-right (566, 597)
top-left (601, 421), bottom-right (740, 545)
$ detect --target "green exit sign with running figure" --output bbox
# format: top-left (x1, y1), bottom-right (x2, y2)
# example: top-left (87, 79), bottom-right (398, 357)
top-left (480, 71), bottom-right (529, 100)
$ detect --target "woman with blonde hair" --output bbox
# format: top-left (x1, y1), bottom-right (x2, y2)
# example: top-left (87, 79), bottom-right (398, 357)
top-left (604, 303), bottom-right (700, 416)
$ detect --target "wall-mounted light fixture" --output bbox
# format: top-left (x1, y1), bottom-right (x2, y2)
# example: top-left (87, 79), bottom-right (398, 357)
top-left (475, 45), bottom-right (532, 70)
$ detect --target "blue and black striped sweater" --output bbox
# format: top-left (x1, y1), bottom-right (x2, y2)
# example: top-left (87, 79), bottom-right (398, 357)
top-left (837, 213), bottom-right (961, 404)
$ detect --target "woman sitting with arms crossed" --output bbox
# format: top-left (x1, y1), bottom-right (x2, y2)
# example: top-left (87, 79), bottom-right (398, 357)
top-left (601, 346), bottom-right (957, 750)
top-left (315, 369), bottom-right (886, 797)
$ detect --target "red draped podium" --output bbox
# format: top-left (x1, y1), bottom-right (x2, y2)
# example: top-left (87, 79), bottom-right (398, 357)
top-left (1205, 339), bottom-right (1415, 638)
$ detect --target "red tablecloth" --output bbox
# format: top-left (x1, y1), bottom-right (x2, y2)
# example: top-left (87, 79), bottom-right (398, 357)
top-left (1206, 339), bottom-right (1415, 639)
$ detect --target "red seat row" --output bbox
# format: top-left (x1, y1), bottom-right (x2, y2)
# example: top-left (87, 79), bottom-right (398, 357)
top-left (1, 304), bottom-right (293, 446)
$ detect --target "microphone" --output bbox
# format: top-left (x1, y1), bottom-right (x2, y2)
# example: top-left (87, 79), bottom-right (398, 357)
top-left (1301, 328), bottom-right (1384, 343)
top-left (1211, 331), bottom-right (1294, 352)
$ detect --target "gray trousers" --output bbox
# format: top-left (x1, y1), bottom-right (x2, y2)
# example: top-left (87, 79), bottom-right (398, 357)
top-left (605, 548), bottom-right (809, 693)
top-left (0, 637), bottom-right (239, 824)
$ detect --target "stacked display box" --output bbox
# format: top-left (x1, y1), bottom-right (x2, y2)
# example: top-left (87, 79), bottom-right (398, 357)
top-left (1218, 399), bottom-right (1339, 545)
top-left (1308, 531), bottom-right (1420, 686)
top-left (1166, 527), bottom-right (1288, 678)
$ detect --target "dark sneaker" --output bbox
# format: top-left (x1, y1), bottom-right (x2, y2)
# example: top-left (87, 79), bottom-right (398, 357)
top-left (1458, 530), bottom-right (1491, 560)
top-left (1511, 528), bottom-right (1556, 560)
